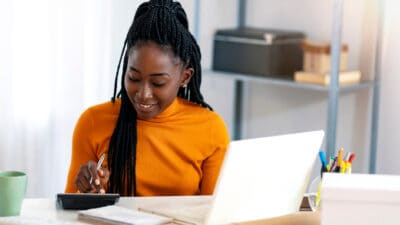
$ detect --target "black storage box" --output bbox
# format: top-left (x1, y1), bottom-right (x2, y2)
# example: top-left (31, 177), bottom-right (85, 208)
top-left (212, 27), bottom-right (305, 79)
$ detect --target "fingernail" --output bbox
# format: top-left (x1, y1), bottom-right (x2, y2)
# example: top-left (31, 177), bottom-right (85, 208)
top-left (95, 179), bottom-right (100, 185)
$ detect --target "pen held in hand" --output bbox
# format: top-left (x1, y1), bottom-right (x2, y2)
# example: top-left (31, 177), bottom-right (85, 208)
top-left (96, 153), bottom-right (106, 170)
top-left (89, 153), bottom-right (106, 185)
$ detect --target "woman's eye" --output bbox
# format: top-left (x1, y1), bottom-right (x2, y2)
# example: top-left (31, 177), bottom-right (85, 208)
top-left (128, 76), bottom-right (140, 82)
top-left (153, 83), bottom-right (165, 87)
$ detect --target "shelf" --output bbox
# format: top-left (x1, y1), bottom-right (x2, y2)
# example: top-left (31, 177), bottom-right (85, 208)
top-left (205, 69), bottom-right (375, 93)
top-left (196, 0), bottom-right (381, 173)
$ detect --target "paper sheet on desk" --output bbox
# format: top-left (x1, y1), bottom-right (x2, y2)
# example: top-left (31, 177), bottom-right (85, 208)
top-left (78, 205), bottom-right (173, 225)
top-left (0, 216), bottom-right (84, 225)
top-left (138, 202), bottom-right (211, 225)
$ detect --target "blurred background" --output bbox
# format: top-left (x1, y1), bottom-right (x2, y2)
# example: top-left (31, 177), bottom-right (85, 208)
top-left (1, 0), bottom-right (399, 197)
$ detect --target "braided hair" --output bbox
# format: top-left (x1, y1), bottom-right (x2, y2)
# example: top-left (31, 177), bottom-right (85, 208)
top-left (107, 0), bottom-right (211, 196)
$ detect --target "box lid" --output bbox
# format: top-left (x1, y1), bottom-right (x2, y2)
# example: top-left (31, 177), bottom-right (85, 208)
top-left (215, 27), bottom-right (304, 45)
top-left (321, 173), bottom-right (400, 204)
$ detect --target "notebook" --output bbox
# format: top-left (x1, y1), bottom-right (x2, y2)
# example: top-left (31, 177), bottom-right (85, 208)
top-left (140, 130), bottom-right (324, 225)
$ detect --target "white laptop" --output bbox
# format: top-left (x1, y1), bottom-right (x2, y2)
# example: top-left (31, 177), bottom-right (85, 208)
top-left (140, 130), bottom-right (324, 225)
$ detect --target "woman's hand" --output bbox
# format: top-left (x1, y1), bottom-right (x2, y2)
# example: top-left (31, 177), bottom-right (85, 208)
top-left (74, 161), bottom-right (110, 193)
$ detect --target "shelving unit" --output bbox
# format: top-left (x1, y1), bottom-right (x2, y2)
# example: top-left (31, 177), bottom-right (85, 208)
top-left (193, 0), bottom-right (382, 173)
top-left (205, 70), bottom-right (375, 94)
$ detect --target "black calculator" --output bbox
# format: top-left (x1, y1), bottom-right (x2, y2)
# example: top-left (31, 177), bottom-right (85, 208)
top-left (56, 193), bottom-right (120, 210)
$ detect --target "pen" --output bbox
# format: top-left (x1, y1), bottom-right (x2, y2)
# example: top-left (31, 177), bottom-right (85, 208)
top-left (318, 150), bottom-right (328, 171)
top-left (337, 148), bottom-right (344, 168)
top-left (330, 156), bottom-right (337, 172)
top-left (347, 153), bottom-right (356, 174)
top-left (96, 153), bottom-right (106, 170)
top-left (345, 162), bottom-right (352, 174)
top-left (345, 152), bottom-right (352, 161)
top-left (340, 160), bottom-right (346, 173)
top-left (90, 153), bottom-right (106, 184)
top-left (334, 148), bottom-right (343, 172)
top-left (327, 153), bottom-right (334, 172)
top-left (348, 153), bottom-right (356, 164)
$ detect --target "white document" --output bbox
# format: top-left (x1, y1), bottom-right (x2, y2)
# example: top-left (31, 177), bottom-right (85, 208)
top-left (139, 202), bottom-right (210, 225)
top-left (78, 205), bottom-right (173, 225)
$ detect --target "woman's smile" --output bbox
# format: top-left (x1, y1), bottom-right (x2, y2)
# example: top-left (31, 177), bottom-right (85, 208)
top-left (134, 101), bottom-right (157, 113)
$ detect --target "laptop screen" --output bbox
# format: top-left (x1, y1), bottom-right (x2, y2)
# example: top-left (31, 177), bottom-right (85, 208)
top-left (206, 130), bottom-right (324, 225)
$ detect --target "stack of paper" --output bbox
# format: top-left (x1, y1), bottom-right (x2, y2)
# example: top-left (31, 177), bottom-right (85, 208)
top-left (78, 205), bottom-right (173, 225)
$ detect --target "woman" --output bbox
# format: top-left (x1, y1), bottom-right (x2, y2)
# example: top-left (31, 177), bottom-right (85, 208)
top-left (65, 0), bottom-right (230, 196)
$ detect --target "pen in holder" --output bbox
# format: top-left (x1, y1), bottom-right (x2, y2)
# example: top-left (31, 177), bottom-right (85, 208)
top-left (308, 149), bottom-right (356, 212)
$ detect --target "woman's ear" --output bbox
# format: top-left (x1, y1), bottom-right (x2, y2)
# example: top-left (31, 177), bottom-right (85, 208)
top-left (181, 67), bottom-right (194, 87)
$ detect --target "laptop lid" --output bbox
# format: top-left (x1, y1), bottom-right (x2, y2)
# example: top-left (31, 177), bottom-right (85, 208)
top-left (205, 130), bottom-right (324, 225)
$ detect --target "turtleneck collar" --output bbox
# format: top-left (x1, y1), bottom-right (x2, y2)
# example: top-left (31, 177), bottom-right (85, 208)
top-left (138, 97), bottom-right (182, 123)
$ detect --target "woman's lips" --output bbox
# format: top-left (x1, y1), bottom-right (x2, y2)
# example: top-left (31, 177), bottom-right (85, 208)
top-left (135, 102), bottom-right (157, 112)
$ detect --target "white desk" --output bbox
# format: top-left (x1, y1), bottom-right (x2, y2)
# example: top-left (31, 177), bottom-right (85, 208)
top-left (0, 196), bottom-right (211, 225)
top-left (0, 196), bottom-right (319, 225)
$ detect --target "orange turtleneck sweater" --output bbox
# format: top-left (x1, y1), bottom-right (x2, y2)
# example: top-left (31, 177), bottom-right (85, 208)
top-left (65, 97), bottom-right (230, 196)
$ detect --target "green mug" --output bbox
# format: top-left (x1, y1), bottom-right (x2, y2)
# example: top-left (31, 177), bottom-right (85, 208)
top-left (0, 171), bottom-right (27, 216)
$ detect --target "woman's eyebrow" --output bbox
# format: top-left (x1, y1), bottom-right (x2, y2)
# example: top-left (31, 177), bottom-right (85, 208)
top-left (129, 66), bottom-right (170, 77)
top-left (129, 66), bottom-right (140, 73)
top-left (150, 73), bottom-right (170, 77)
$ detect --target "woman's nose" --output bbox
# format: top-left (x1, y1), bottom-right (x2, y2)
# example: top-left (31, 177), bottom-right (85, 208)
top-left (136, 83), bottom-right (153, 101)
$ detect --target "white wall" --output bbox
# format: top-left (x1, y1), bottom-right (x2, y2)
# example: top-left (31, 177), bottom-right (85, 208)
top-left (197, 0), bottom-right (238, 137)
top-left (377, 0), bottom-right (400, 174)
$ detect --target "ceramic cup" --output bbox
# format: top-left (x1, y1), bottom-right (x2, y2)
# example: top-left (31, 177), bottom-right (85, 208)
top-left (0, 171), bottom-right (27, 216)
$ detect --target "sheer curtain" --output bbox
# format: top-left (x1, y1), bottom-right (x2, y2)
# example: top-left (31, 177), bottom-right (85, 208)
top-left (0, 0), bottom-right (204, 197)
top-left (0, 0), bottom-right (120, 197)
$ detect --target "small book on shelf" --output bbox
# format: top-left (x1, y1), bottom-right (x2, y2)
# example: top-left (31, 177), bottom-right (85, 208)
top-left (78, 205), bottom-right (173, 225)
top-left (294, 70), bottom-right (361, 86)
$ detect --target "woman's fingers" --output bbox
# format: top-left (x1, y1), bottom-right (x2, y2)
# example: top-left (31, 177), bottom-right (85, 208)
top-left (75, 177), bottom-right (92, 193)
top-left (82, 164), bottom-right (93, 184)
top-left (98, 167), bottom-right (110, 193)
top-left (74, 160), bottom-right (109, 194)
top-left (87, 161), bottom-right (99, 185)
top-left (75, 161), bottom-right (97, 193)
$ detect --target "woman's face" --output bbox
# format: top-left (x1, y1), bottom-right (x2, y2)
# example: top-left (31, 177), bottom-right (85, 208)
top-left (124, 41), bottom-right (193, 120)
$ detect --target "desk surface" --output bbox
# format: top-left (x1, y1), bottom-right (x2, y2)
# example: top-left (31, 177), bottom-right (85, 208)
top-left (0, 196), bottom-right (319, 225)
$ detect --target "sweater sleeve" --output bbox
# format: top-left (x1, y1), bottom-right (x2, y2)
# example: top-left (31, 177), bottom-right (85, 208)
top-left (64, 108), bottom-right (98, 193)
top-left (199, 114), bottom-right (230, 195)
